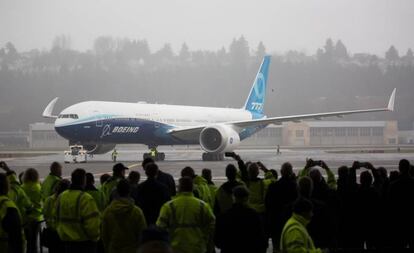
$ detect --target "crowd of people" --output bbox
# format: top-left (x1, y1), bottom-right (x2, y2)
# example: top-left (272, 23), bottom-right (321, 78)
top-left (1, 154), bottom-right (414, 253)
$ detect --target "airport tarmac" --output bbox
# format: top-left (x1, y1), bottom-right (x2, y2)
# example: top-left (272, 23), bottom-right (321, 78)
top-left (2, 148), bottom-right (414, 182)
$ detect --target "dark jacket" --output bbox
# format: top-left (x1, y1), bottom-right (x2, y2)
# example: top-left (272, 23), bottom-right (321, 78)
top-left (135, 178), bottom-right (171, 225)
top-left (213, 180), bottom-right (243, 216)
top-left (215, 203), bottom-right (267, 253)
top-left (386, 174), bottom-right (414, 247)
top-left (157, 170), bottom-right (176, 196)
top-left (265, 177), bottom-right (298, 236)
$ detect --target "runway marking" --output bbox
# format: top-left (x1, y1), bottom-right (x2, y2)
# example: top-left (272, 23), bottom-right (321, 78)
top-left (127, 163), bottom-right (141, 169)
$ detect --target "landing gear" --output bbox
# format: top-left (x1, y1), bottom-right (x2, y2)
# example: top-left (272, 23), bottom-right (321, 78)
top-left (143, 146), bottom-right (165, 161)
top-left (202, 152), bottom-right (224, 161)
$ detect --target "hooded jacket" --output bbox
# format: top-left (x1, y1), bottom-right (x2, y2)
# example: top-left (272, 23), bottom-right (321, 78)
top-left (102, 198), bottom-right (147, 253)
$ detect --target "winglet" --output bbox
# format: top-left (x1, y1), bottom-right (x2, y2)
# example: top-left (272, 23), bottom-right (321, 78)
top-left (42, 97), bottom-right (59, 118)
top-left (387, 88), bottom-right (396, 111)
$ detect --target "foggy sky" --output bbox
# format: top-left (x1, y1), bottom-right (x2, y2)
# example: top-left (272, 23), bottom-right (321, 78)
top-left (1, 0), bottom-right (413, 55)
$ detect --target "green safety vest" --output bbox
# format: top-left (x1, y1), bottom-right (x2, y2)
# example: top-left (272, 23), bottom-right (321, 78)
top-left (280, 213), bottom-right (322, 253)
top-left (21, 182), bottom-right (43, 222)
top-left (156, 192), bottom-right (215, 253)
top-left (7, 174), bottom-right (33, 225)
top-left (43, 194), bottom-right (58, 230)
top-left (85, 189), bottom-right (106, 212)
top-left (0, 195), bottom-right (24, 252)
top-left (55, 190), bottom-right (101, 242)
top-left (41, 174), bottom-right (61, 199)
top-left (247, 179), bottom-right (266, 213)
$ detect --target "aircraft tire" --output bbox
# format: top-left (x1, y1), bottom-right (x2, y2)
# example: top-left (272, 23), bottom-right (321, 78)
top-left (202, 152), bottom-right (224, 161)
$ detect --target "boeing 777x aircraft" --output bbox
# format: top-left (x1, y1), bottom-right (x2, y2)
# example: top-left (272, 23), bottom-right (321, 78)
top-left (42, 56), bottom-right (396, 161)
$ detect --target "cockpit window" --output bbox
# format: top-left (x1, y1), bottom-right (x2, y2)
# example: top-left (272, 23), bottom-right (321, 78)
top-left (58, 114), bottom-right (79, 119)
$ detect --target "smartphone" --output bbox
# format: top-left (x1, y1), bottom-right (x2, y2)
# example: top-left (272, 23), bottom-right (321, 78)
top-left (224, 152), bottom-right (235, 157)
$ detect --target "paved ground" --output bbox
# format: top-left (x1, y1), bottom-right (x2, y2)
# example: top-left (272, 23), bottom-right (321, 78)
top-left (3, 147), bottom-right (414, 182)
top-left (4, 147), bottom-right (414, 253)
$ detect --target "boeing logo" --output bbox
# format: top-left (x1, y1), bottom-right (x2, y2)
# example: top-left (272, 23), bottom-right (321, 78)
top-left (112, 126), bottom-right (140, 134)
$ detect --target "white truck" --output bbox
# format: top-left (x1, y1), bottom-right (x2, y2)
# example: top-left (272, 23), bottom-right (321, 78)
top-left (64, 145), bottom-right (88, 163)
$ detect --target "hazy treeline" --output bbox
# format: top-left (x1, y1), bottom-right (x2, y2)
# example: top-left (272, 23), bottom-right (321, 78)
top-left (0, 36), bottom-right (413, 131)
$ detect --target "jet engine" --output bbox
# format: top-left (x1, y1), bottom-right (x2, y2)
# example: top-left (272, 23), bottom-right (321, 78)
top-left (82, 144), bottom-right (116, 154)
top-left (199, 125), bottom-right (240, 153)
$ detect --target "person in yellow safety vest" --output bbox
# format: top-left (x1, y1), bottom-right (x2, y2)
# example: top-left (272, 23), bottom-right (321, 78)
top-left (102, 179), bottom-right (147, 253)
top-left (43, 179), bottom-right (71, 253)
top-left (101, 163), bottom-right (129, 206)
top-left (299, 159), bottom-right (337, 190)
top-left (213, 164), bottom-right (244, 216)
top-left (21, 168), bottom-right (43, 253)
top-left (55, 168), bottom-right (101, 253)
top-left (280, 197), bottom-right (326, 253)
top-left (181, 166), bottom-right (214, 208)
top-left (0, 161), bottom-right (33, 226)
top-left (245, 162), bottom-right (274, 214)
top-left (150, 147), bottom-right (157, 158)
top-left (0, 172), bottom-right (24, 253)
top-left (111, 149), bottom-right (118, 163)
top-left (84, 173), bottom-right (106, 212)
top-left (41, 161), bottom-right (62, 199)
top-left (201, 168), bottom-right (217, 209)
top-left (156, 177), bottom-right (215, 253)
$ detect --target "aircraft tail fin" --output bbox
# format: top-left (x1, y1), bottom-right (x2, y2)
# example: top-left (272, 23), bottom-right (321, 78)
top-left (243, 55), bottom-right (271, 117)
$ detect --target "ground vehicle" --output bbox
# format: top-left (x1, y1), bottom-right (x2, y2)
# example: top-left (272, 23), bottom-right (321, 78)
top-left (64, 145), bottom-right (88, 163)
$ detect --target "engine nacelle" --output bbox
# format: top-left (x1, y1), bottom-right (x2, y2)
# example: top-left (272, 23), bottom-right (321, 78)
top-left (82, 144), bottom-right (116, 154)
top-left (199, 125), bottom-right (240, 153)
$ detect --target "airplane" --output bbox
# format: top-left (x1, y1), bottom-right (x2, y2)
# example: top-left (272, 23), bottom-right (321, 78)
top-left (42, 56), bottom-right (396, 161)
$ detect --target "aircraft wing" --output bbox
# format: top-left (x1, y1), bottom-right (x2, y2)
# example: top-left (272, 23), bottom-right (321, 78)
top-left (169, 88), bottom-right (396, 140)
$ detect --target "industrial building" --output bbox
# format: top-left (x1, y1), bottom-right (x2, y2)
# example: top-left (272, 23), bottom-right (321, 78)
top-left (0, 121), bottom-right (401, 150)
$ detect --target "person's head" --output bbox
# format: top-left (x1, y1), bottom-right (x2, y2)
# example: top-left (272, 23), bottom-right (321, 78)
top-left (269, 169), bottom-right (279, 181)
top-left (232, 185), bottom-right (249, 204)
top-left (399, 159), bottom-right (410, 175)
top-left (138, 241), bottom-right (173, 253)
top-left (178, 177), bottom-right (193, 193)
top-left (360, 171), bottom-right (373, 187)
top-left (71, 168), bottom-right (86, 188)
top-left (23, 168), bottom-right (39, 184)
top-left (145, 163), bottom-right (159, 179)
top-left (181, 166), bottom-right (195, 178)
top-left (389, 171), bottom-right (400, 182)
top-left (338, 166), bottom-right (349, 180)
top-left (281, 162), bottom-right (293, 179)
top-left (0, 173), bottom-right (9, 195)
top-left (298, 176), bottom-right (313, 198)
top-left (100, 173), bottom-right (111, 185)
top-left (248, 163), bottom-right (259, 179)
top-left (117, 179), bottom-right (131, 198)
top-left (50, 162), bottom-right (62, 177)
top-left (142, 157), bottom-right (155, 169)
top-left (55, 179), bottom-right (71, 195)
top-left (85, 173), bottom-right (95, 186)
top-left (225, 164), bottom-right (237, 181)
top-left (293, 197), bottom-right (314, 221)
top-left (377, 167), bottom-right (388, 180)
top-left (113, 163), bottom-right (128, 177)
top-left (309, 169), bottom-right (323, 184)
top-left (128, 171), bottom-right (141, 184)
top-left (201, 168), bottom-right (212, 183)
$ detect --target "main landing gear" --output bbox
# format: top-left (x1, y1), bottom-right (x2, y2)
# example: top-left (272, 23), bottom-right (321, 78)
top-left (143, 146), bottom-right (165, 161)
top-left (202, 152), bottom-right (224, 161)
